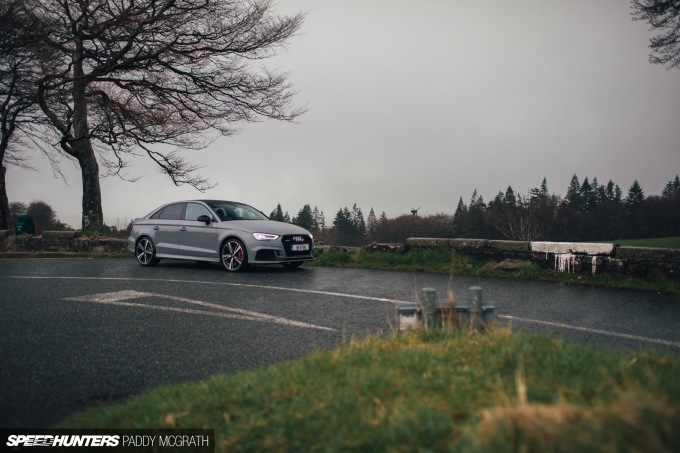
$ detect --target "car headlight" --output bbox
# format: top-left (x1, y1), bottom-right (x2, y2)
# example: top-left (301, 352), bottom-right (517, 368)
top-left (253, 233), bottom-right (280, 241)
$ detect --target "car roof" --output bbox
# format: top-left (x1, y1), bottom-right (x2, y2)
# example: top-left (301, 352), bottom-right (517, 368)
top-left (143, 200), bottom-right (257, 219)
top-left (199, 199), bottom-right (256, 206)
top-left (158, 200), bottom-right (250, 206)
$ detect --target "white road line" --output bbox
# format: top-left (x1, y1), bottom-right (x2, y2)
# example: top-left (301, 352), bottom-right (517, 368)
top-left (64, 290), bottom-right (337, 332)
top-left (3, 275), bottom-right (411, 304)
top-left (4, 275), bottom-right (679, 348)
top-left (499, 315), bottom-right (680, 349)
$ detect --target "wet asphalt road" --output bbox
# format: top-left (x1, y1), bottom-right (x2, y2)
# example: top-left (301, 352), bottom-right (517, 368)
top-left (1, 257), bottom-right (679, 428)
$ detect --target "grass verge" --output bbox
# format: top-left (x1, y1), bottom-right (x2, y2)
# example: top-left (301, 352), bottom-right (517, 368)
top-left (56, 328), bottom-right (680, 452)
top-left (310, 247), bottom-right (680, 294)
top-left (609, 236), bottom-right (680, 249)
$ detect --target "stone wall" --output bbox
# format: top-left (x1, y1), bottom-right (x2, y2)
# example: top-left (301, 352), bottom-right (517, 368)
top-left (0, 231), bottom-right (128, 254)
top-left (2, 230), bottom-right (678, 279)
top-left (404, 238), bottom-right (680, 278)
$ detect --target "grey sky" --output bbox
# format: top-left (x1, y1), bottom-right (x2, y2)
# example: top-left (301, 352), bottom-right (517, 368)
top-left (6, 0), bottom-right (680, 228)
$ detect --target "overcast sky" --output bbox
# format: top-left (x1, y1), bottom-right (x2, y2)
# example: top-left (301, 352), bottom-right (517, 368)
top-left (6, 0), bottom-right (680, 228)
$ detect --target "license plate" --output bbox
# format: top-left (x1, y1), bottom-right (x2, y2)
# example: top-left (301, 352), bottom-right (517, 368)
top-left (291, 244), bottom-right (309, 251)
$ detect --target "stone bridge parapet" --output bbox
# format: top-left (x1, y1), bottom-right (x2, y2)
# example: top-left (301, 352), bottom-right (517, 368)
top-left (404, 238), bottom-right (679, 278)
top-left (0, 231), bottom-right (127, 254)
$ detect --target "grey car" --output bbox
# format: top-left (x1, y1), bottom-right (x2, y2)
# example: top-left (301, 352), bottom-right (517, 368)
top-left (128, 200), bottom-right (314, 272)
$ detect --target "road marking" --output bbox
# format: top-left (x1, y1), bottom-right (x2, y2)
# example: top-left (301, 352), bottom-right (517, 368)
top-left (0, 257), bottom-right (94, 261)
top-left (2, 275), bottom-right (410, 304)
top-left (498, 315), bottom-right (680, 349)
top-left (64, 290), bottom-right (337, 332)
top-left (4, 275), bottom-right (679, 348)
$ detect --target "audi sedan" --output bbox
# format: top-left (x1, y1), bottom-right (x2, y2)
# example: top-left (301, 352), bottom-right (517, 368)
top-left (128, 200), bottom-right (314, 272)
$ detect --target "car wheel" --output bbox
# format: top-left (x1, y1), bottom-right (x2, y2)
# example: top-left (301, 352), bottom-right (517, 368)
top-left (221, 238), bottom-right (248, 272)
top-left (136, 237), bottom-right (160, 267)
top-left (281, 261), bottom-right (303, 270)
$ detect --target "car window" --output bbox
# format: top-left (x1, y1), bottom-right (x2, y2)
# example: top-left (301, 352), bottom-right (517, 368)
top-left (233, 207), bottom-right (259, 220)
top-left (205, 201), bottom-right (268, 221)
top-left (158, 203), bottom-right (185, 220)
top-left (185, 203), bottom-right (213, 221)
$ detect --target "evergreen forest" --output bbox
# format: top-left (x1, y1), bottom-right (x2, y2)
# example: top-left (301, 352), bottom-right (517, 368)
top-left (276, 175), bottom-right (680, 246)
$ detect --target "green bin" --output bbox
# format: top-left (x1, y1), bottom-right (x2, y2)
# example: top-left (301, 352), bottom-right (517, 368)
top-left (15, 215), bottom-right (35, 235)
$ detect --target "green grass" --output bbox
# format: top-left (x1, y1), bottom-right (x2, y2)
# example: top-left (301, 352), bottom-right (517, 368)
top-left (310, 247), bottom-right (680, 294)
top-left (56, 329), bottom-right (680, 452)
top-left (312, 247), bottom-right (461, 273)
top-left (609, 237), bottom-right (680, 249)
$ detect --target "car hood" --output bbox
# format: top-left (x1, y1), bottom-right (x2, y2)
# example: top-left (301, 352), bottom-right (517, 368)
top-left (219, 220), bottom-right (312, 236)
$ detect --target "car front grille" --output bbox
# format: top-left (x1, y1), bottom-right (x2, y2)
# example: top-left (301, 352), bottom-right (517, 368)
top-left (281, 234), bottom-right (313, 257)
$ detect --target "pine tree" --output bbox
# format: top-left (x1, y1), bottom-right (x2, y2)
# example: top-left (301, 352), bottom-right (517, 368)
top-left (614, 185), bottom-right (623, 203)
top-left (580, 177), bottom-right (596, 213)
top-left (662, 175), bottom-right (680, 198)
top-left (367, 208), bottom-right (378, 241)
top-left (469, 189), bottom-right (486, 210)
top-left (270, 203), bottom-right (285, 222)
top-left (565, 174), bottom-right (581, 209)
top-left (504, 186), bottom-right (516, 205)
top-left (530, 178), bottom-right (549, 199)
top-left (625, 180), bottom-right (645, 237)
top-left (605, 180), bottom-right (616, 201)
top-left (455, 197), bottom-right (467, 214)
top-left (469, 189), bottom-right (479, 207)
top-left (593, 177), bottom-right (606, 204)
top-left (292, 205), bottom-right (315, 230)
top-left (311, 206), bottom-right (320, 230)
top-left (333, 207), bottom-right (354, 236)
top-left (312, 206), bottom-right (325, 230)
top-left (489, 191), bottom-right (504, 209)
top-left (351, 204), bottom-right (366, 236)
top-left (625, 180), bottom-right (645, 209)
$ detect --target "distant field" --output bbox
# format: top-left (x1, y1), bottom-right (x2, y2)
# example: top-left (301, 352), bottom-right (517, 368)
top-left (608, 237), bottom-right (680, 249)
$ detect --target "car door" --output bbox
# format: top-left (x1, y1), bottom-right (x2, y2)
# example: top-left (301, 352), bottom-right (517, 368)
top-left (178, 202), bottom-right (219, 259)
top-left (152, 203), bottom-right (185, 257)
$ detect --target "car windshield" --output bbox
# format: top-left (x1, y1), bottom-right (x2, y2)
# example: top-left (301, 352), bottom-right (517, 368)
top-left (205, 201), bottom-right (269, 221)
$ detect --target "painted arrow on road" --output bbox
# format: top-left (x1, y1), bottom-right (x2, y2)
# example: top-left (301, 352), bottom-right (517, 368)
top-left (64, 290), bottom-right (337, 332)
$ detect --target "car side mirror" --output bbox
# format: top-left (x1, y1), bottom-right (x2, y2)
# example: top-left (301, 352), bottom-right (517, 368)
top-left (197, 215), bottom-right (212, 225)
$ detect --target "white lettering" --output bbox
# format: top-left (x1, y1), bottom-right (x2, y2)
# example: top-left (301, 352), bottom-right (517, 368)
top-left (123, 435), bottom-right (155, 447)
top-left (5, 434), bottom-right (120, 448)
top-left (159, 435), bottom-right (207, 447)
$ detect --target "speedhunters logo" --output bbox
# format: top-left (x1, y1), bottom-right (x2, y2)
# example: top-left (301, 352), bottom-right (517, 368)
top-left (6, 435), bottom-right (119, 447)
top-left (1, 429), bottom-right (214, 452)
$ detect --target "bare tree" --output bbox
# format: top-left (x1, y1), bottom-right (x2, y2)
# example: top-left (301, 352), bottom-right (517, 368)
top-left (27, 199), bottom-right (63, 233)
top-left (0, 0), bottom-right (49, 230)
top-left (632, 0), bottom-right (680, 69)
top-left (488, 191), bottom-right (559, 241)
top-left (22, 0), bottom-right (304, 231)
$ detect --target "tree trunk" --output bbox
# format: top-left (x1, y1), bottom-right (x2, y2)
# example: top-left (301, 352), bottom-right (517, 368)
top-left (74, 142), bottom-right (104, 231)
top-left (71, 51), bottom-right (104, 232)
top-left (0, 164), bottom-right (10, 230)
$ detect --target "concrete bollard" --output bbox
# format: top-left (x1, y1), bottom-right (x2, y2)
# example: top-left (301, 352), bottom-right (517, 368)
top-left (421, 288), bottom-right (438, 329)
top-left (397, 287), bottom-right (496, 332)
top-left (456, 286), bottom-right (496, 332)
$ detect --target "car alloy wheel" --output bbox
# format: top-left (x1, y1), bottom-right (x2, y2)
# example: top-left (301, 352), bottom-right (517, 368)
top-left (136, 237), bottom-right (159, 266)
top-left (221, 239), bottom-right (247, 272)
